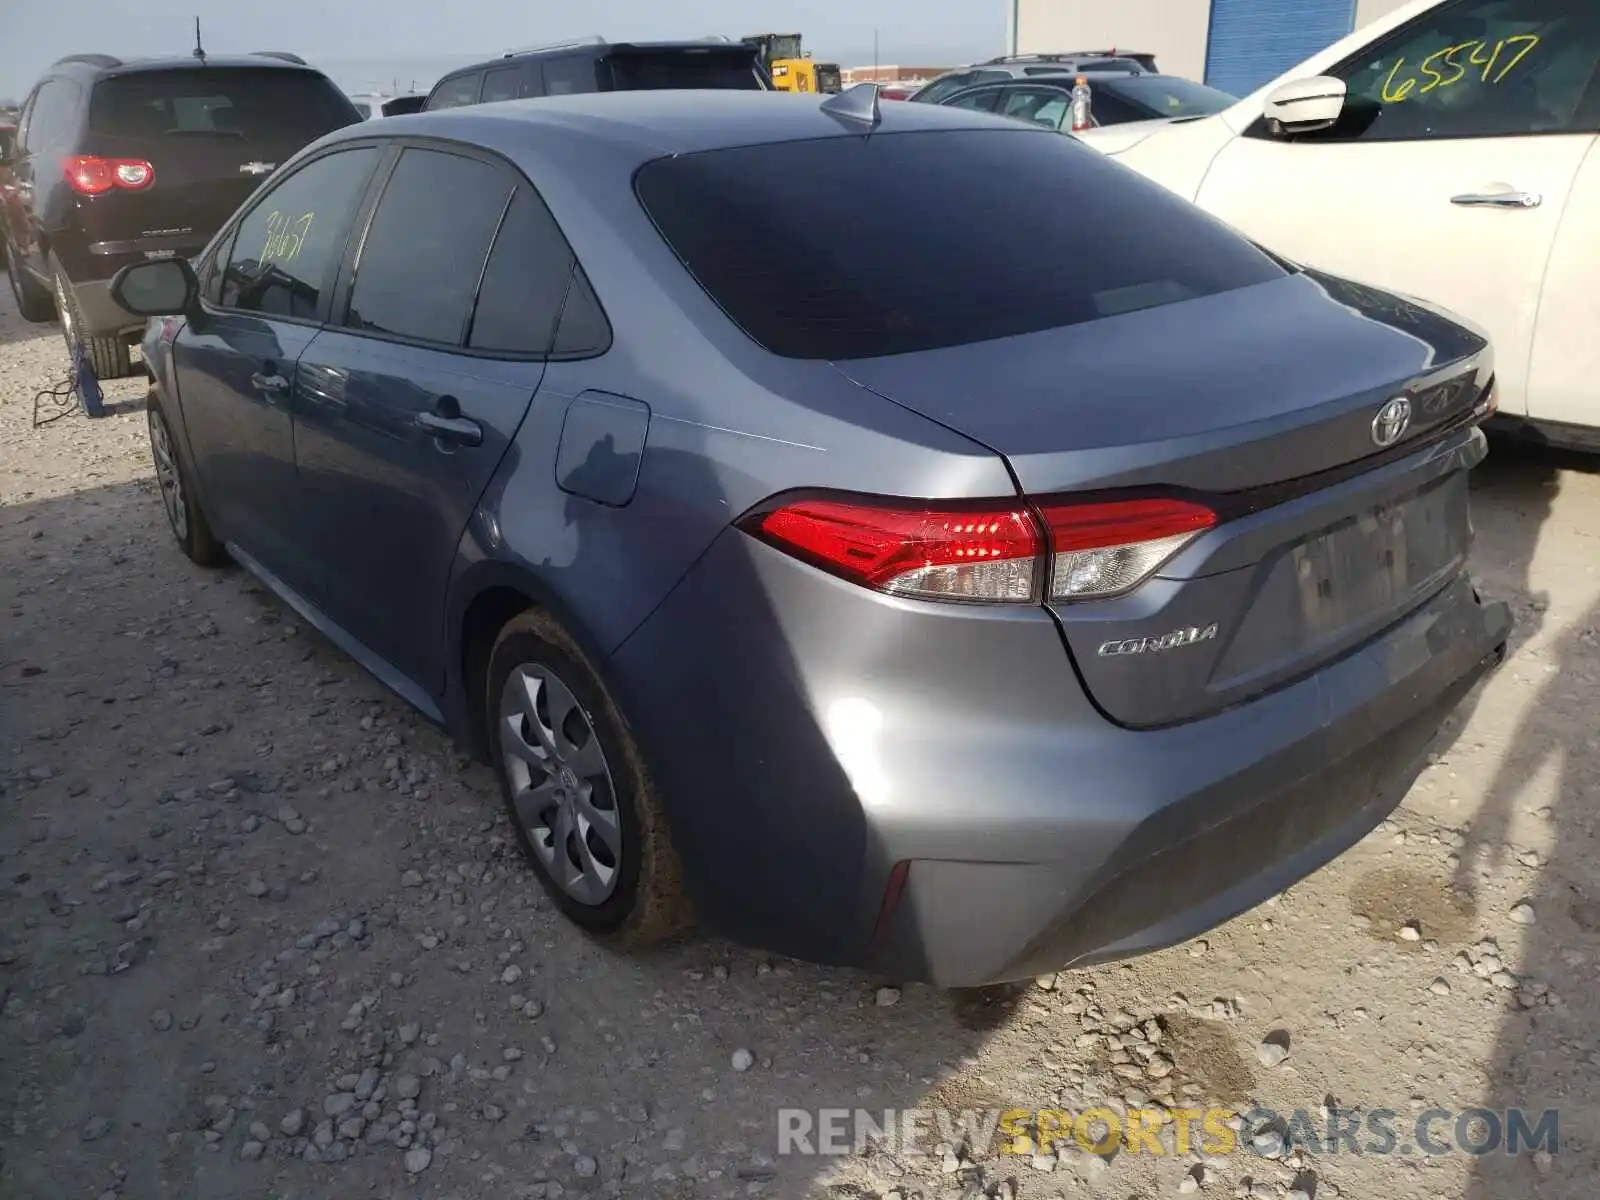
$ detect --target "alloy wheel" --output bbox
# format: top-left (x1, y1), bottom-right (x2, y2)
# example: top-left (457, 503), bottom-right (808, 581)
top-left (148, 407), bottom-right (188, 541)
top-left (499, 662), bottom-right (621, 905)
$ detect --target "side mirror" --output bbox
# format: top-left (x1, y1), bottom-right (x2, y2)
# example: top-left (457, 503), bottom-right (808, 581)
top-left (109, 257), bottom-right (199, 318)
top-left (1262, 75), bottom-right (1346, 136)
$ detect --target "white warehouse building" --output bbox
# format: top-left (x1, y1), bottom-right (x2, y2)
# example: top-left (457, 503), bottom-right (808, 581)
top-left (1012, 0), bottom-right (1416, 97)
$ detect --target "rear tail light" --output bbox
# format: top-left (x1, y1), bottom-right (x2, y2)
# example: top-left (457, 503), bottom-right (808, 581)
top-left (742, 493), bottom-right (1216, 604)
top-left (63, 155), bottom-right (155, 195)
top-left (1038, 497), bottom-right (1216, 600)
top-left (1474, 376), bottom-right (1499, 419)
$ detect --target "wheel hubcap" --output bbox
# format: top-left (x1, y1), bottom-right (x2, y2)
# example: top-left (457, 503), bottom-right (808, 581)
top-left (148, 409), bottom-right (188, 540)
top-left (499, 663), bottom-right (621, 905)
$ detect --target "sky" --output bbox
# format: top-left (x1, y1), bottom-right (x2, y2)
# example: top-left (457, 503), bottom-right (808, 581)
top-left (1, 0), bottom-right (1007, 101)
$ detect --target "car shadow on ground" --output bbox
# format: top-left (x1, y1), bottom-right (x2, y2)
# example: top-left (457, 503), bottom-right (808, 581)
top-left (1457, 444), bottom-right (1600, 1200)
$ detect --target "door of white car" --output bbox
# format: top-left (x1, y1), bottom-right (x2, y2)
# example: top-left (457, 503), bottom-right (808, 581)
top-left (1525, 136), bottom-right (1600, 431)
top-left (1193, 0), bottom-right (1600, 420)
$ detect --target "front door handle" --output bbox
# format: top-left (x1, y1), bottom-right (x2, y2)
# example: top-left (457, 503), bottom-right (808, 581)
top-left (250, 371), bottom-right (290, 393)
top-left (1450, 190), bottom-right (1542, 209)
top-left (415, 410), bottom-right (483, 447)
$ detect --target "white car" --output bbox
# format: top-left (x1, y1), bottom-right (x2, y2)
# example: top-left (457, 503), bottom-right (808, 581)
top-left (1076, 0), bottom-right (1600, 450)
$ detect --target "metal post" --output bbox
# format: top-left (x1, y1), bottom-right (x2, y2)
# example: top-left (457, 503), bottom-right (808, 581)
top-left (1011, 0), bottom-right (1020, 56)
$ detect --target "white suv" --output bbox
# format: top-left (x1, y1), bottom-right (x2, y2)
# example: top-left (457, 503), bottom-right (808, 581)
top-left (1076, 0), bottom-right (1600, 450)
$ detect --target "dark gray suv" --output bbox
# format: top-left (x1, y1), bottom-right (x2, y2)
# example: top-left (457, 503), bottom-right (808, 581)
top-left (423, 36), bottom-right (770, 110)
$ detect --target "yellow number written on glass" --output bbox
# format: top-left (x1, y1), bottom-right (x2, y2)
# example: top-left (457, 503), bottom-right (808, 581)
top-left (1378, 32), bottom-right (1541, 103)
top-left (261, 210), bottom-right (316, 264)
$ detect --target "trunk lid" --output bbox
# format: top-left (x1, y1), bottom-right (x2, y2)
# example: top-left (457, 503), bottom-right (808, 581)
top-left (834, 270), bottom-right (1494, 727)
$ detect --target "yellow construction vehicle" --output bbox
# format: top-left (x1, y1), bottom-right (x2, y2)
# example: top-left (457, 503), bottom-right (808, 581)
top-left (742, 33), bottom-right (843, 94)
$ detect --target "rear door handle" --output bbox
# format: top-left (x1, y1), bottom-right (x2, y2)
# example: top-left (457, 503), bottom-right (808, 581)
top-left (249, 371), bottom-right (290, 393)
top-left (415, 410), bottom-right (483, 447)
top-left (1450, 190), bottom-right (1542, 209)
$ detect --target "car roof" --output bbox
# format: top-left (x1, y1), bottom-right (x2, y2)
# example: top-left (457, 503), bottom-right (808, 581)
top-left (948, 72), bottom-right (1183, 92)
top-left (50, 54), bottom-right (323, 79)
top-left (439, 39), bottom-right (758, 80)
top-left (362, 88), bottom-right (1007, 160)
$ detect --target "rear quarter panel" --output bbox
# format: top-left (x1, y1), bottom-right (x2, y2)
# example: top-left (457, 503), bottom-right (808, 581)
top-left (445, 125), bottom-right (1016, 658)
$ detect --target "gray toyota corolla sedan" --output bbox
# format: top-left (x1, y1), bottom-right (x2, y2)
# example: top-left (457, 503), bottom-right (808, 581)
top-left (114, 87), bottom-right (1510, 987)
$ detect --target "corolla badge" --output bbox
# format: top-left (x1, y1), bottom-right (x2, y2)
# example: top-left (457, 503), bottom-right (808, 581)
top-left (1099, 624), bottom-right (1219, 657)
top-left (1371, 396), bottom-right (1413, 448)
top-left (238, 161), bottom-right (276, 176)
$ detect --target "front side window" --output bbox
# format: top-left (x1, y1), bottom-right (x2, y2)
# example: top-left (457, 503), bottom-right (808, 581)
top-left (1303, 0), bottom-right (1600, 141)
top-left (345, 148), bottom-right (512, 345)
top-left (218, 147), bottom-right (378, 319)
top-left (636, 129), bottom-right (1287, 360)
top-left (427, 73), bottom-right (481, 110)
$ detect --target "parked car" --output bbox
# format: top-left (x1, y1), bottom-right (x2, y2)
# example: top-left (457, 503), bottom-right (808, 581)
top-left (1074, 0), bottom-right (1600, 450)
top-left (0, 51), bottom-right (361, 378)
top-left (380, 93), bottom-right (427, 117)
top-left (0, 114), bottom-right (15, 266)
top-left (909, 53), bottom-right (1147, 105)
top-left (114, 90), bottom-right (1508, 986)
top-left (423, 36), bottom-right (770, 110)
top-left (939, 73), bottom-right (1237, 132)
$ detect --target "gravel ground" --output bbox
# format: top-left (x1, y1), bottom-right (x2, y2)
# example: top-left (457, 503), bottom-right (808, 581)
top-left (3, 283), bottom-right (1599, 1200)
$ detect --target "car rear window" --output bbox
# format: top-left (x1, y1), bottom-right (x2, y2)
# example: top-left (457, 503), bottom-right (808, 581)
top-left (635, 128), bottom-right (1288, 360)
top-left (1102, 75), bottom-right (1237, 119)
top-left (89, 68), bottom-right (358, 142)
top-left (604, 49), bottom-right (765, 91)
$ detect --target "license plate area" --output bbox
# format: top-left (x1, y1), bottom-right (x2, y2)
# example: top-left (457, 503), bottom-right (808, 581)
top-left (1210, 473), bottom-right (1470, 690)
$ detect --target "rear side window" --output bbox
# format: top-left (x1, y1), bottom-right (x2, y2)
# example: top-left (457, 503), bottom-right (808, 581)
top-left (88, 69), bottom-right (358, 141)
top-left (915, 71), bottom-right (1009, 103)
top-left (636, 129), bottom-right (1288, 360)
top-left (468, 190), bottom-right (576, 354)
top-left (1102, 76), bottom-right (1237, 119)
top-left (427, 73), bottom-right (481, 109)
top-left (480, 66), bottom-right (522, 104)
top-left (541, 57), bottom-right (599, 96)
top-left (605, 50), bottom-right (765, 91)
top-left (346, 149), bottom-right (512, 345)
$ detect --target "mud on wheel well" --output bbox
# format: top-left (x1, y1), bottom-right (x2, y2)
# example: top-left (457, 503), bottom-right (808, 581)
top-left (459, 586), bottom-right (539, 763)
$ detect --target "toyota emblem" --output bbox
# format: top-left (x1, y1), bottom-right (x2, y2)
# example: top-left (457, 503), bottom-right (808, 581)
top-left (1371, 396), bottom-right (1412, 448)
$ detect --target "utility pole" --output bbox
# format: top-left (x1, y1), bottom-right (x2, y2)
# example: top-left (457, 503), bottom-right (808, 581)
top-left (1011, 0), bottom-right (1020, 55)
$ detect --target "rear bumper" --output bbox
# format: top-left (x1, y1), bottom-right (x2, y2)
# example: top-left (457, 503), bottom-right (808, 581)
top-left (610, 511), bottom-right (1510, 987)
top-left (882, 581), bottom-right (1507, 985)
top-left (67, 276), bottom-right (143, 339)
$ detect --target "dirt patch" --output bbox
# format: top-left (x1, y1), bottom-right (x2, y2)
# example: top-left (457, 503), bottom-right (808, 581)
top-left (1160, 1014), bottom-right (1257, 1107)
top-left (1347, 865), bottom-right (1477, 947)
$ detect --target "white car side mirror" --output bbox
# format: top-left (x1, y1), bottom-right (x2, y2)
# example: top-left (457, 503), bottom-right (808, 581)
top-left (1262, 75), bottom-right (1346, 136)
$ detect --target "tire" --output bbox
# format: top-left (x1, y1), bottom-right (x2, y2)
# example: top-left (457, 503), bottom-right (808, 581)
top-left (5, 242), bottom-right (55, 323)
top-left (487, 609), bottom-right (690, 945)
top-left (51, 256), bottom-right (132, 379)
top-left (147, 393), bottom-right (227, 567)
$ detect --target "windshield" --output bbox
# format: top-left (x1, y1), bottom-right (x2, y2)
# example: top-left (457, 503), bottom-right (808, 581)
top-left (1105, 75), bottom-right (1237, 119)
top-left (89, 69), bottom-right (359, 142)
top-left (635, 128), bottom-right (1285, 360)
top-left (606, 50), bottom-right (766, 90)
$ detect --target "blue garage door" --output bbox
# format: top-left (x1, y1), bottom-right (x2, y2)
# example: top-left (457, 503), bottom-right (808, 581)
top-left (1204, 0), bottom-right (1356, 98)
